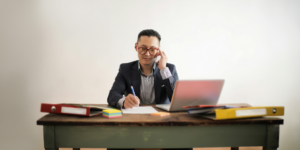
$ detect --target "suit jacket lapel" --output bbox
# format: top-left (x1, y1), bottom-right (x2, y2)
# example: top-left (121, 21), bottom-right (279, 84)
top-left (131, 61), bottom-right (141, 98)
top-left (154, 66), bottom-right (162, 103)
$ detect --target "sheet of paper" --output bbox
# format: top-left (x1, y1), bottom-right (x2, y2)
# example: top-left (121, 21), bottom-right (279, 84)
top-left (121, 106), bottom-right (158, 114)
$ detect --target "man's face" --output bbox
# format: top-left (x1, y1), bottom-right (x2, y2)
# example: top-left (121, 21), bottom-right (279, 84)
top-left (135, 36), bottom-right (160, 66)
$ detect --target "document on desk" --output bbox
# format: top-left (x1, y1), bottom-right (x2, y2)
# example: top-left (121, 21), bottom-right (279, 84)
top-left (121, 106), bottom-right (158, 114)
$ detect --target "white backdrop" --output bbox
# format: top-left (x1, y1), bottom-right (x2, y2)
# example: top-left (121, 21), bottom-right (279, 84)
top-left (0, 0), bottom-right (299, 150)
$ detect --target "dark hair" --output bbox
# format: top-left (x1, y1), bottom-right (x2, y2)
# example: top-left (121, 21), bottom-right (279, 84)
top-left (137, 29), bottom-right (161, 43)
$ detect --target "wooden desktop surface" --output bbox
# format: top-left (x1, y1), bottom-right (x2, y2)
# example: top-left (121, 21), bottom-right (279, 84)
top-left (37, 104), bottom-right (283, 126)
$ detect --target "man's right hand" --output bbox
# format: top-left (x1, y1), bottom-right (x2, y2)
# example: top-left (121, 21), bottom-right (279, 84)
top-left (124, 94), bottom-right (140, 109)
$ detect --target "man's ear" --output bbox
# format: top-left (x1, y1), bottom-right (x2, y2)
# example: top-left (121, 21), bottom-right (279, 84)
top-left (134, 43), bottom-right (138, 51)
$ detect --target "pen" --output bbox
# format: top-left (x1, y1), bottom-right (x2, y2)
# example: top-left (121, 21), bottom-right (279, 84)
top-left (131, 86), bottom-right (139, 107)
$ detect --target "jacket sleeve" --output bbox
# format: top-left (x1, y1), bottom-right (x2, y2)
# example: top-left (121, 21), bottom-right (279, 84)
top-left (162, 64), bottom-right (179, 101)
top-left (107, 65), bottom-right (127, 108)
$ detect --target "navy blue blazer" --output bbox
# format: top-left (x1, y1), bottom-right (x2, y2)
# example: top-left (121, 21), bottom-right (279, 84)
top-left (107, 60), bottom-right (179, 108)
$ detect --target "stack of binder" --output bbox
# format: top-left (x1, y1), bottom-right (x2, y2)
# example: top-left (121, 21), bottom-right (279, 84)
top-left (183, 104), bottom-right (284, 120)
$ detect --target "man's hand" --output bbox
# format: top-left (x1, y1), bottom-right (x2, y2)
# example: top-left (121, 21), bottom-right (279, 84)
top-left (124, 94), bottom-right (140, 109)
top-left (155, 48), bottom-right (168, 70)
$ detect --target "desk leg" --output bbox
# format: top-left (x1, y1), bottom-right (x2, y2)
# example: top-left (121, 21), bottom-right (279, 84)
top-left (44, 125), bottom-right (59, 150)
top-left (231, 147), bottom-right (239, 150)
top-left (263, 125), bottom-right (279, 150)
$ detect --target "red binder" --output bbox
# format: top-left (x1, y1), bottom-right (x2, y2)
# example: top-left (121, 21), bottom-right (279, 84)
top-left (41, 103), bottom-right (107, 117)
top-left (183, 104), bottom-right (252, 109)
top-left (182, 105), bottom-right (222, 108)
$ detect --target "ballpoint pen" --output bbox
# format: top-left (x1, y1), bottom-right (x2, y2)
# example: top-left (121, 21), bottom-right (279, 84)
top-left (131, 86), bottom-right (139, 107)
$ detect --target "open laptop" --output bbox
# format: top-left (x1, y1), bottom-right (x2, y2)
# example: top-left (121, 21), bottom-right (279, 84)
top-left (155, 80), bottom-right (225, 111)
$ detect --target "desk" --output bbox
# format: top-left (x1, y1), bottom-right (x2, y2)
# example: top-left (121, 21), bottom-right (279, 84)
top-left (37, 105), bottom-right (284, 150)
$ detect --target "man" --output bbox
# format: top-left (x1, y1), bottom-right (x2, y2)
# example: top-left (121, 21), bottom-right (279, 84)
top-left (107, 29), bottom-right (191, 150)
top-left (107, 29), bottom-right (178, 109)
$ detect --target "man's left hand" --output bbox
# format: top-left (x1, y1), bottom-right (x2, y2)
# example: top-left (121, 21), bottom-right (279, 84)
top-left (155, 48), bottom-right (168, 70)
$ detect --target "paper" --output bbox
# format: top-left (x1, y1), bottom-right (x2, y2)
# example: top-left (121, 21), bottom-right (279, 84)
top-left (121, 106), bottom-right (158, 114)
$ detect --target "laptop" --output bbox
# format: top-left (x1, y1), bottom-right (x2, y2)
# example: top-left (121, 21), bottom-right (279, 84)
top-left (155, 80), bottom-right (225, 111)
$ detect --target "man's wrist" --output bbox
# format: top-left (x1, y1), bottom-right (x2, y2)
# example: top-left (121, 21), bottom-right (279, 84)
top-left (159, 66), bottom-right (166, 70)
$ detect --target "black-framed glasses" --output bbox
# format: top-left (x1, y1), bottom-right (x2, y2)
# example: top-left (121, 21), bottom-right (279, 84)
top-left (137, 46), bottom-right (158, 56)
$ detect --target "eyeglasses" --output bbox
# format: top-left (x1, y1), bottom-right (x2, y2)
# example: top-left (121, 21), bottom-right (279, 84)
top-left (137, 46), bottom-right (158, 55)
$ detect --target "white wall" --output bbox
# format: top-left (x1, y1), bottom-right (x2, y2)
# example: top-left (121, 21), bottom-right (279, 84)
top-left (0, 0), bottom-right (299, 150)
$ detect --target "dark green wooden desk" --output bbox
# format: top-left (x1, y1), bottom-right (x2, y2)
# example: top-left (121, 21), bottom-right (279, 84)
top-left (37, 105), bottom-right (284, 150)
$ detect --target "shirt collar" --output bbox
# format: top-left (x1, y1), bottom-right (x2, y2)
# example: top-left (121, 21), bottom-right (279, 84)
top-left (138, 61), bottom-right (156, 75)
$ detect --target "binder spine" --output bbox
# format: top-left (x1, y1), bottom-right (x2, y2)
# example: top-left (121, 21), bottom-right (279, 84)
top-left (215, 106), bottom-right (284, 120)
top-left (41, 103), bottom-right (89, 116)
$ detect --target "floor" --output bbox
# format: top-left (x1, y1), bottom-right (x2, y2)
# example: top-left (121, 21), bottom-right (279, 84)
top-left (60, 147), bottom-right (262, 150)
